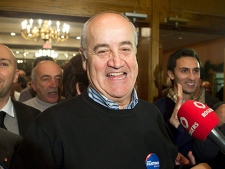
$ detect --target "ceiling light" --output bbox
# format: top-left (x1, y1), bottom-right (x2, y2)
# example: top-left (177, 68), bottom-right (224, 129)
top-left (17, 60), bottom-right (23, 64)
top-left (164, 16), bottom-right (189, 28)
top-left (11, 32), bottom-right (16, 36)
top-left (35, 49), bottom-right (58, 58)
top-left (21, 19), bottom-right (70, 42)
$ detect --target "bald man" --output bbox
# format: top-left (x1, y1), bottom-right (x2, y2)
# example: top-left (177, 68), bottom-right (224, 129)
top-left (23, 61), bottom-right (63, 112)
top-left (0, 44), bottom-right (40, 136)
top-left (0, 44), bottom-right (40, 167)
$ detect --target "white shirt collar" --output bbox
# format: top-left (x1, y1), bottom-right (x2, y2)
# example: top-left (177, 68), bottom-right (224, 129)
top-left (1, 97), bottom-right (15, 117)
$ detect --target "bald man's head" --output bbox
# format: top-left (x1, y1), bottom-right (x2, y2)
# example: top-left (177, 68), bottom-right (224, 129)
top-left (0, 44), bottom-right (19, 106)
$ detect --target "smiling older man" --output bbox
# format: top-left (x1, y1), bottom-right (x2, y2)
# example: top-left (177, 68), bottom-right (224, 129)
top-left (23, 60), bottom-right (63, 112)
top-left (10, 13), bottom-right (210, 169)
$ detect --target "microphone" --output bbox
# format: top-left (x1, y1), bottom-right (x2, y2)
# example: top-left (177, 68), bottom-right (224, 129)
top-left (177, 100), bottom-right (225, 153)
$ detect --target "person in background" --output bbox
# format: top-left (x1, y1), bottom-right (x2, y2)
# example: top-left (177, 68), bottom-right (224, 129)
top-left (62, 53), bottom-right (89, 99)
top-left (23, 61), bottom-right (63, 112)
top-left (18, 56), bottom-right (54, 102)
top-left (154, 48), bottom-right (222, 168)
top-left (202, 81), bottom-right (213, 95)
top-left (18, 69), bottom-right (27, 76)
top-left (10, 74), bottom-right (28, 101)
top-left (191, 67), bottom-right (219, 104)
top-left (161, 76), bottom-right (172, 97)
top-left (9, 12), bottom-right (210, 169)
top-left (216, 86), bottom-right (224, 101)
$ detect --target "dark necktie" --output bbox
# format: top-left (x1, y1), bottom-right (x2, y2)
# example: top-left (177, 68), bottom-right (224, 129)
top-left (0, 111), bottom-right (7, 130)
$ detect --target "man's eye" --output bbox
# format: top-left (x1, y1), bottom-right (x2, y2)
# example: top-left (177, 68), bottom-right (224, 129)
top-left (181, 69), bottom-right (188, 73)
top-left (0, 63), bottom-right (9, 67)
top-left (97, 50), bottom-right (110, 56)
top-left (42, 78), bottom-right (50, 82)
top-left (194, 69), bottom-right (200, 73)
top-left (56, 77), bottom-right (62, 82)
top-left (121, 48), bottom-right (130, 52)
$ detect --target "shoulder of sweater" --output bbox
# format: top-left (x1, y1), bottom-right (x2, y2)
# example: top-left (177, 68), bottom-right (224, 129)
top-left (12, 99), bottom-right (41, 114)
top-left (153, 96), bottom-right (167, 106)
top-left (137, 100), bottom-right (162, 112)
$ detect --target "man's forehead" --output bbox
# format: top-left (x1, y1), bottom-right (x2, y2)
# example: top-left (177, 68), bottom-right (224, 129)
top-left (176, 57), bottom-right (199, 66)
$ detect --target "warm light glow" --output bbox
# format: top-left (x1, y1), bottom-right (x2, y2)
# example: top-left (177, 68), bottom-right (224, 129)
top-left (11, 32), bottom-right (16, 36)
top-left (21, 19), bottom-right (70, 42)
top-left (17, 60), bottom-right (23, 63)
top-left (35, 49), bottom-right (58, 58)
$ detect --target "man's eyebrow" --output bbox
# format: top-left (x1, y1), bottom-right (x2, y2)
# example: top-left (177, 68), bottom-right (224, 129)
top-left (0, 58), bottom-right (12, 63)
top-left (41, 74), bottom-right (62, 79)
top-left (55, 74), bottom-right (63, 78)
top-left (179, 67), bottom-right (190, 70)
top-left (93, 44), bottom-right (109, 51)
top-left (92, 41), bottom-right (133, 51)
top-left (40, 75), bottom-right (51, 79)
top-left (119, 41), bottom-right (133, 46)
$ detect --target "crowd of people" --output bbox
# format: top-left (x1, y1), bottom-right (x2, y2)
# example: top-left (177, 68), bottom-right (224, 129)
top-left (0, 11), bottom-right (225, 169)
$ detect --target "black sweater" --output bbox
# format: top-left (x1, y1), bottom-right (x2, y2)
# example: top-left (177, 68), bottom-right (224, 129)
top-left (10, 91), bottom-right (184, 169)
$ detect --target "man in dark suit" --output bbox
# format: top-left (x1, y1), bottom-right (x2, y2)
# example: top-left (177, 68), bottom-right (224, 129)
top-left (0, 44), bottom-right (41, 168)
top-left (0, 128), bottom-right (22, 168)
top-left (11, 99), bottom-right (40, 137)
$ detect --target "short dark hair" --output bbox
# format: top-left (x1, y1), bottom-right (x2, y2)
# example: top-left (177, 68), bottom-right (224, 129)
top-left (62, 54), bottom-right (89, 98)
top-left (167, 48), bottom-right (201, 72)
top-left (18, 74), bottom-right (28, 89)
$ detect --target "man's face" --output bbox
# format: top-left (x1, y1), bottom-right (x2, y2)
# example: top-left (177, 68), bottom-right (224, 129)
top-left (168, 57), bottom-right (200, 95)
top-left (0, 45), bottom-right (19, 100)
top-left (32, 61), bottom-right (62, 103)
top-left (82, 13), bottom-right (138, 108)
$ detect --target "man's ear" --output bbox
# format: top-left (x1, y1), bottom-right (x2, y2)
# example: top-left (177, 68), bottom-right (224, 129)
top-left (13, 69), bottom-right (19, 83)
top-left (75, 82), bottom-right (87, 95)
top-left (31, 81), bottom-right (37, 91)
top-left (167, 70), bottom-right (175, 80)
top-left (79, 49), bottom-right (87, 71)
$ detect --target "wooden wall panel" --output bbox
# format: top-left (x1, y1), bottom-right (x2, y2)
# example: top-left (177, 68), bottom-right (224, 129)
top-left (159, 0), bottom-right (225, 34)
top-left (170, 0), bottom-right (225, 17)
top-left (0, 0), bottom-right (150, 21)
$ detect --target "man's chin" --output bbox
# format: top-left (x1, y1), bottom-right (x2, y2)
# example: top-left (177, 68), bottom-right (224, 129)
top-left (183, 90), bottom-right (195, 95)
top-left (47, 97), bottom-right (59, 104)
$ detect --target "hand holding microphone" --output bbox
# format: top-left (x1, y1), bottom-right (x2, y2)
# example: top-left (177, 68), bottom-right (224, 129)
top-left (177, 100), bottom-right (225, 153)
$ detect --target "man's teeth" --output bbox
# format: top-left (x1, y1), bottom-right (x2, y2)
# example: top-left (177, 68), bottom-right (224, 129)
top-left (107, 72), bottom-right (124, 77)
top-left (186, 82), bottom-right (194, 86)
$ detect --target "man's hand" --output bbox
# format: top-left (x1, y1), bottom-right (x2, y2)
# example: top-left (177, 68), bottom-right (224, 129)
top-left (190, 163), bottom-right (211, 169)
top-left (175, 151), bottom-right (211, 169)
top-left (175, 152), bottom-right (190, 165)
top-left (175, 151), bottom-right (196, 165)
top-left (169, 83), bottom-right (183, 128)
